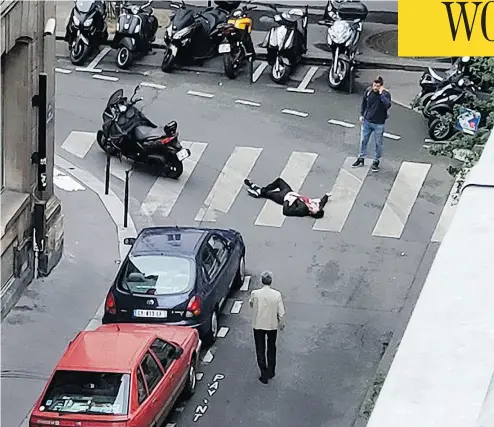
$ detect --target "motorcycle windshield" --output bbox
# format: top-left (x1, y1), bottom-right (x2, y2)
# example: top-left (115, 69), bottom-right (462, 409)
top-left (107, 89), bottom-right (124, 108)
top-left (75, 0), bottom-right (96, 13)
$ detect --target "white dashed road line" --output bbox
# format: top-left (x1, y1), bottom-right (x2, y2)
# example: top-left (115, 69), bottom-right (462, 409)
top-left (230, 300), bottom-right (243, 314)
top-left (165, 423), bottom-right (177, 427)
top-left (92, 74), bottom-right (119, 82)
top-left (328, 119), bottom-right (356, 128)
top-left (281, 109), bottom-right (309, 118)
top-left (76, 67), bottom-right (102, 73)
top-left (140, 82), bottom-right (167, 90)
top-left (235, 99), bottom-right (261, 107)
top-left (188, 90), bottom-right (215, 98)
top-left (287, 66), bottom-right (318, 93)
top-left (202, 350), bottom-right (214, 364)
top-left (240, 275), bottom-right (251, 291)
top-left (383, 132), bottom-right (401, 140)
top-left (86, 46), bottom-right (111, 70)
top-left (252, 61), bottom-right (268, 82)
top-left (217, 327), bottom-right (229, 338)
top-left (55, 67), bottom-right (72, 74)
top-left (196, 372), bottom-right (204, 381)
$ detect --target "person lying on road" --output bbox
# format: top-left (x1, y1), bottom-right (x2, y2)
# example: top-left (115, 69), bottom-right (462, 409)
top-left (244, 177), bottom-right (330, 219)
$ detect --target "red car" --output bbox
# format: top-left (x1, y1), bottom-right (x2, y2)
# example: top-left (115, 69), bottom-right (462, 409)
top-left (30, 323), bottom-right (201, 427)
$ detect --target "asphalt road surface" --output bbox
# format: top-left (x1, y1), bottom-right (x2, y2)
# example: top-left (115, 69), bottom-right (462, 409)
top-left (3, 49), bottom-right (457, 427)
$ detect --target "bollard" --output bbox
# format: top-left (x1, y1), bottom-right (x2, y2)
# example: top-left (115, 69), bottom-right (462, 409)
top-left (124, 169), bottom-right (130, 228)
top-left (105, 153), bottom-right (111, 195)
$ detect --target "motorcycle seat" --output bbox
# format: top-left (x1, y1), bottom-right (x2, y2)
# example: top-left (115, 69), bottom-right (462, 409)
top-left (430, 69), bottom-right (448, 81)
top-left (135, 126), bottom-right (163, 140)
top-left (202, 10), bottom-right (225, 32)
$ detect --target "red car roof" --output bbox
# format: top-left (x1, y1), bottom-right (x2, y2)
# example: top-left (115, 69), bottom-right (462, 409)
top-left (56, 324), bottom-right (193, 373)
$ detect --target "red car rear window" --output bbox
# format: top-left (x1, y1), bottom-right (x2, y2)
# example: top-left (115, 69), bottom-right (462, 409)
top-left (39, 370), bottom-right (130, 415)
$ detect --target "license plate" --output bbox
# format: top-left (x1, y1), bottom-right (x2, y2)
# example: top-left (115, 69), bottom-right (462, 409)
top-left (133, 309), bottom-right (167, 318)
top-left (176, 148), bottom-right (190, 161)
top-left (219, 43), bottom-right (231, 54)
top-left (170, 44), bottom-right (178, 55)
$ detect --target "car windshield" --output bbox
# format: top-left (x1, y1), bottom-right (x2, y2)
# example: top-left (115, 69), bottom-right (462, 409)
top-left (75, 0), bottom-right (95, 12)
top-left (40, 371), bottom-right (130, 415)
top-left (120, 255), bottom-right (193, 295)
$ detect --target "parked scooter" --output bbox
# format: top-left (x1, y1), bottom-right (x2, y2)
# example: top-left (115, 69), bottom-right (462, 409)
top-left (217, 2), bottom-right (257, 79)
top-left (318, 0), bottom-right (368, 92)
top-left (64, 0), bottom-right (108, 65)
top-left (112, 1), bottom-right (158, 69)
top-left (261, 4), bottom-right (309, 84)
top-left (97, 85), bottom-right (190, 179)
top-left (161, 1), bottom-right (241, 72)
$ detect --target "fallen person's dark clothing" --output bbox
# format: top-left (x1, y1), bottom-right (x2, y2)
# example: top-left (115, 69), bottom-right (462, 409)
top-left (244, 178), bottom-right (329, 218)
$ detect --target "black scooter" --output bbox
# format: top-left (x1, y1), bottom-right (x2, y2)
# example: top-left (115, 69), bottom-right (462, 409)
top-left (64, 0), bottom-right (108, 65)
top-left (97, 85), bottom-right (190, 179)
top-left (161, 0), bottom-right (241, 72)
top-left (112, 1), bottom-right (158, 69)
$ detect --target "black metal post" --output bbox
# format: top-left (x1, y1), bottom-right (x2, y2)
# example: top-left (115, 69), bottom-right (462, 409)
top-left (105, 153), bottom-right (111, 195)
top-left (37, 73), bottom-right (48, 193)
top-left (124, 169), bottom-right (130, 228)
top-left (207, 0), bottom-right (212, 7)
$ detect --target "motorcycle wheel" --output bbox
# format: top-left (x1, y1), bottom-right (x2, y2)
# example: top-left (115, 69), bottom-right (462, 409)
top-left (70, 40), bottom-right (90, 65)
top-left (117, 46), bottom-right (133, 69)
top-left (166, 158), bottom-right (184, 179)
top-left (270, 58), bottom-right (290, 84)
top-left (418, 92), bottom-right (434, 110)
top-left (97, 131), bottom-right (118, 155)
top-left (161, 48), bottom-right (175, 73)
top-left (223, 53), bottom-right (237, 79)
top-left (328, 60), bottom-right (348, 89)
top-left (428, 118), bottom-right (454, 141)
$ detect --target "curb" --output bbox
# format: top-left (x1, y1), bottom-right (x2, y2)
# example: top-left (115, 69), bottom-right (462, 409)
top-left (55, 35), bottom-right (446, 73)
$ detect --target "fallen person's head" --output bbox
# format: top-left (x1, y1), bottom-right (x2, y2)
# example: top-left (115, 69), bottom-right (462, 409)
top-left (311, 209), bottom-right (324, 219)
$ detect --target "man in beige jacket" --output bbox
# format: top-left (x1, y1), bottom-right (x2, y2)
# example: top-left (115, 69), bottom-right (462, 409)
top-left (249, 271), bottom-right (286, 384)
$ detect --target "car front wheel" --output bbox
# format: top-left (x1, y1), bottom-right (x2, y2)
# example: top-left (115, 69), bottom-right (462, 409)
top-left (204, 309), bottom-right (218, 345)
top-left (233, 255), bottom-right (245, 289)
top-left (182, 356), bottom-right (197, 398)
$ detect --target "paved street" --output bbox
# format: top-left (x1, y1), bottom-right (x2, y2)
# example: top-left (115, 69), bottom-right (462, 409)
top-left (3, 51), bottom-right (458, 427)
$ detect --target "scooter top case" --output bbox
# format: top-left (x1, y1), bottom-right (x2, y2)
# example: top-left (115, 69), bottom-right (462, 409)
top-left (337, 1), bottom-right (368, 21)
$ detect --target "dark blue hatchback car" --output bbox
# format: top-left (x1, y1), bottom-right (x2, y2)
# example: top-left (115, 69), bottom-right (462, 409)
top-left (102, 226), bottom-right (246, 344)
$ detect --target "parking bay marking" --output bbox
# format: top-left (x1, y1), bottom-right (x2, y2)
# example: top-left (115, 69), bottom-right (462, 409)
top-left (188, 90), bottom-right (215, 99)
top-left (196, 372), bottom-right (204, 381)
top-left (92, 74), bottom-right (119, 82)
top-left (281, 109), bottom-right (309, 118)
top-left (235, 99), bottom-right (261, 107)
top-left (328, 119), bottom-right (356, 128)
top-left (383, 132), bottom-right (401, 140)
top-left (252, 61), bottom-right (268, 83)
top-left (230, 300), bottom-right (243, 314)
top-left (217, 327), bottom-right (229, 338)
top-left (287, 66), bottom-right (318, 93)
top-left (87, 46), bottom-right (111, 70)
top-left (240, 275), bottom-right (251, 291)
top-left (55, 67), bottom-right (72, 74)
top-left (140, 81), bottom-right (167, 90)
top-left (255, 151), bottom-right (318, 228)
top-left (202, 350), bottom-right (214, 364)
top-left (141, 141), bottom-right (208, 217)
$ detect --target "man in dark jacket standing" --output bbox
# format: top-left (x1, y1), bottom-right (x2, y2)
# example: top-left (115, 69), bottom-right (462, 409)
top-left (244, 178), bottom-right (329, 218)
top-left (352, 76), bottom-right (391, 172)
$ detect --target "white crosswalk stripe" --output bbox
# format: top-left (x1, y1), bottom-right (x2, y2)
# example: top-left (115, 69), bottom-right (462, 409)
top-left (195, 147), bottom-right (262, 223)
top-left (431, 173), bottom-right (462, 243)
top-left (61, 131), bottom-right (97, 158)
top-left (141, 141), bottom-right (208, 217)
top-left (255, 152), bottom-right (318, 228)
top-left (372, 162), bottom-right (431, 239)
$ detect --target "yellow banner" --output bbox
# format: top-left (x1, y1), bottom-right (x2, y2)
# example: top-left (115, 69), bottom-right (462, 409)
top-left (398, 0), bottom-right (494, 57)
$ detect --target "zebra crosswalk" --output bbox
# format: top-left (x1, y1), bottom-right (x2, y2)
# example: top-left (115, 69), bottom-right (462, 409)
top-left (59, 130), bottom-right (456, 242)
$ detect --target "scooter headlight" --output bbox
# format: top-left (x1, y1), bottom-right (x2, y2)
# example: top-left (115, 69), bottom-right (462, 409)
top-left (135, 24), bottom-right (140, 33)
top-left (84, 18), bottom-right (93, 27)
top-left (173, 26), bottom-right (193, 40)
top-left (73, 15), bottom-right (80, 25)
top-left (118, 105), bottom-right (127, 112)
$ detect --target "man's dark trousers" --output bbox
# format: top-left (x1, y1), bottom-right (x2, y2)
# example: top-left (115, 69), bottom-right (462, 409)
top-left (253, 329), bottom-right (278, 379)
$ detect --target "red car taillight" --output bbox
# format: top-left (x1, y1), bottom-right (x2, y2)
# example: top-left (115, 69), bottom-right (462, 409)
top-left (186, 296), bottom-right (201, 318)
top-left (105, 291), bottom-right (117, 315)
top-left (160, 136), bottom-right (175, 144)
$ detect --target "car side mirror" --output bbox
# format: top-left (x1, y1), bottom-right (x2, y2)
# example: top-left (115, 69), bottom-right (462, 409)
top-left (123, 237), bottom-right (136, 246)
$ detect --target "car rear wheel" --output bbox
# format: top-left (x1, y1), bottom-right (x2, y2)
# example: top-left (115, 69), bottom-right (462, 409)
top-left (182, 356), bottom-right (198, 398)
top-left (204, 309), bottom-right (218, 345)
top-left (232, 255), bottom-right (245, 290)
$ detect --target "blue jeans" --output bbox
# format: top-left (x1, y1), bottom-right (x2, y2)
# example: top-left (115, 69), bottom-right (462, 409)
top-left (358, 120), bottom-right (385, 162)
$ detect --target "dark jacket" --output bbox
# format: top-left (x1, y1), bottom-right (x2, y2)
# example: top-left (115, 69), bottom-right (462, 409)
top-left (361, 89), bottom-right (391, 125)
top-left (282, 198), bottom-right (324, 218)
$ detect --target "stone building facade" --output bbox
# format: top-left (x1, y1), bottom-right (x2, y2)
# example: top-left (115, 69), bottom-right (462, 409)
top-left (1, 0), bottom-right (63, 319)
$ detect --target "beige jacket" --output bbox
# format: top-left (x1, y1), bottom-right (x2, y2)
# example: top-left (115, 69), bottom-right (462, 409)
top-left (249, 285), bottom-right (286, 330)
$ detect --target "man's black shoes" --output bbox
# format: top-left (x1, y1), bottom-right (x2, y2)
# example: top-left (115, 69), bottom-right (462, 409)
top-left (371, 160), bottom-right (380, 172)
top-left (259, 376), bottom-right (269, 384)
top-left (352, 158), bottom-right (364, 168)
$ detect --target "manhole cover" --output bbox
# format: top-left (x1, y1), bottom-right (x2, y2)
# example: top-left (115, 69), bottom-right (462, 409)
top-left (365, 30), bottom-right (398, 56)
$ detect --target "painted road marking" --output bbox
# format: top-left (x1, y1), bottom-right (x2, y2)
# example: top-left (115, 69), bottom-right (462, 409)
top-left (313, 157), bottom-right (370, 232)
top-left (235, 99), bottom-right (261, 107)
top-left (175, 407), bottom-right (185, 412)
top-left (61, 131), bottom-right (96, 158)
top-left (240, 275), bottom-right (251, 291)
top-left (383, 132), bottom-right (401, 140)
top-left (217, 327), bottom-right (229, 338)
top-left (142, 141), bottom-right (207, 217)
top-left (188, 90), bottom-right (215, 98)
top-left (373, 162), bottom-right (431, 239)
top-left (255, 152), bottom-right (318, 227)
top-left (53, 168), bottom-right (86, 192)
top-left (76, 67), bottom-right (102, 73)
top-left (230, 300), bottom-right (243, 314)
top-left (87, 46), bottom-right (111, 70)
top-left (287, 66), bottom-right (318, 93)
top-left (424, 138), bottom-right (449, 144)
top-left (281, 109), bottom-right (309, 118)
top-left (92, 74), bottom-right (119, 82)
top-left (110, 157), bottom-right (134, 182)
top-left (196, 372), bottom-right (204, 381)
top-left (140, 81), bottom-right (167, 90)
top-left (252, 61), bottom-right (268, 82)
top-left (431, 174), bottom-right (462, 242)
top-left (328, 119), bottom-right (355, 128)
top-left (195, 147), bottom-right (262, 222)
top-left (202, 350), bottom-right (214, 363)
top-left (55, 67), bottom-right (72, 74)
top-left (165, 423), bottom-right (177, 427)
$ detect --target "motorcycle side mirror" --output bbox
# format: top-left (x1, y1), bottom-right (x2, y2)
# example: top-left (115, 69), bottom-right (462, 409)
top-left (274, 14), bottom-right (282, 22)
top-left (461, 56), bottom-right (471, 63)
top-left (132, 84), bottom-right (141, 96)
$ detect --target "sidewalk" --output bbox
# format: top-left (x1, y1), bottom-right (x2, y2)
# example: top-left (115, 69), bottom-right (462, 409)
top-left (55, 5), bottom-right (448, 72)
top-left (0, 167), bottom-right (121, 427)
